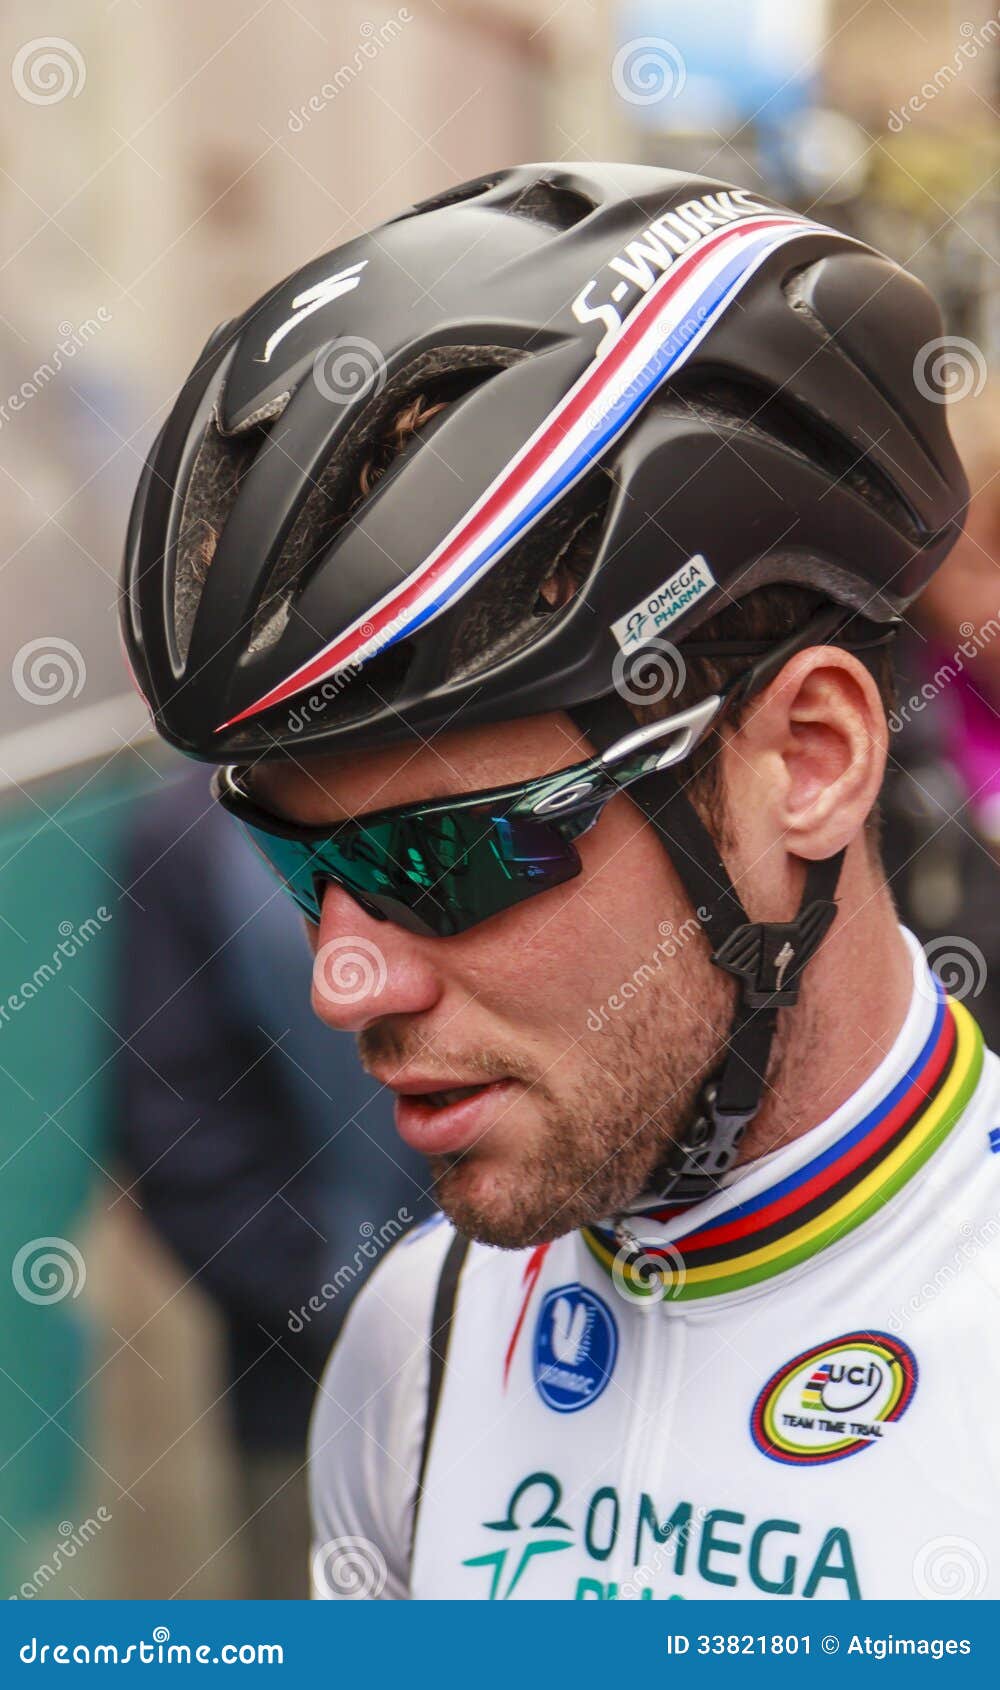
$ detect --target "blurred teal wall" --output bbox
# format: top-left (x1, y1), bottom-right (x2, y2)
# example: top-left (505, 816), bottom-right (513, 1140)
top-left (0, 756), bottom-right (158, 1594)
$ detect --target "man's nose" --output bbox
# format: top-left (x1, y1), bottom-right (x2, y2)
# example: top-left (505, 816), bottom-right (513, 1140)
top-left (309, 882), bottom-right (443, 1031)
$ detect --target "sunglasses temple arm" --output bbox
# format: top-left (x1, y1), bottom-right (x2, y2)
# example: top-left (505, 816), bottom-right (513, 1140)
top-left (597, 693), bottom-right (724, 785)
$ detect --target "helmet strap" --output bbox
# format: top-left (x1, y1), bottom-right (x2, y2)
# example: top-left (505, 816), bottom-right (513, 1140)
top-left (568, 692), bottom-right (844, 1205)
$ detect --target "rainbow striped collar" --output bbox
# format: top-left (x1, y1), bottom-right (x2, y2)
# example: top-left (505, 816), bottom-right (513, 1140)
top-left (581, 986), bottom-right (983, 1303)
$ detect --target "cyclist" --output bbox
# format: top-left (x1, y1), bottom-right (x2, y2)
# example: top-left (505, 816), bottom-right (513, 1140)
top-left (122, 164), bottom-right (1000, 1601)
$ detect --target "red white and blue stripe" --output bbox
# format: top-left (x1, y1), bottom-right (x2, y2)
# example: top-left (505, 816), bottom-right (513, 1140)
top-left (220, 212), bottom-right (841, 730)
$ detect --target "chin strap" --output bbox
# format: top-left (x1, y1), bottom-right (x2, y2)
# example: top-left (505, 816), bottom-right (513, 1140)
top-left (569, 691), bottom-right (845, 1205)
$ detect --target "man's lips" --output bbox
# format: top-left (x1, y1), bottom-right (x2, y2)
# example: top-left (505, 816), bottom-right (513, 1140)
top-left (370, 1070), bottom-right (521, 1156)
top-left (373, 1073), bottom-right (497, 1097)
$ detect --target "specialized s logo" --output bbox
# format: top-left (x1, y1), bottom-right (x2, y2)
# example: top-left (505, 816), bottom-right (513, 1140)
top-left (751, 1331), bottom-right (918, 1465)
top-left (260, 259), bottom-right (368, 363)
top-left (533, 1284), bottom-right (617, 1413)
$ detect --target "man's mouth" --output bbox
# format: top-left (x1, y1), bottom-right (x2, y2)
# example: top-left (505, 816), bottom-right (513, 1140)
top-left (420, 1083), bottom-right (489, 1109)
top-left (379, 1074), bottom-right (521, 1156)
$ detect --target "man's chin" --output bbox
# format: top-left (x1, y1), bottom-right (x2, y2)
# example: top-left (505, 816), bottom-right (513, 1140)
top-left (429, 1152), bottom-right (614, 1251)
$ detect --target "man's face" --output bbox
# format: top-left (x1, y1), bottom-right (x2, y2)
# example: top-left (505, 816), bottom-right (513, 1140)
top-left (253, 712), bottom-right (732, 1247)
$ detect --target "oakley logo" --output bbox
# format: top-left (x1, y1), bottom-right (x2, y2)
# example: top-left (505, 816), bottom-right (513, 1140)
top-left (261, 260), bottom-right (368, 363)
top-left (532, 779), bottom-right (597, 817)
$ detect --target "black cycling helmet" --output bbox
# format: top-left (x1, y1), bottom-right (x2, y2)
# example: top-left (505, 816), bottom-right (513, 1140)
top-left (122, 160), bottom-right (967, 762)
top-left (121, 161), bottom-right (969, 1206)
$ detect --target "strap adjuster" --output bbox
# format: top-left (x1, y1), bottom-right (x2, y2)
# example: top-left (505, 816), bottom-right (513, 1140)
top-left (711, 899), bottom-right (838, 1009)
top-left (656, 1081), bottom-right (755, 1202)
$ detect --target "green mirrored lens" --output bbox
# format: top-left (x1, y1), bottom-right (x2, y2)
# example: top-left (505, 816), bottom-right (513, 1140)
top-left (239, 824), bottom-right (328, 923)
top-left (242, 806), bottom-right (581, 936)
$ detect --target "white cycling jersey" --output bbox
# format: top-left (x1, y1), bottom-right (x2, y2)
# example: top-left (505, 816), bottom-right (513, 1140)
top-left (309, 931), bottom-right (1000, 1601)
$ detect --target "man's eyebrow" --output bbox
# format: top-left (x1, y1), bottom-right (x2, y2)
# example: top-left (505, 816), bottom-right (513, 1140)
top-left (245, 768), bottom-right (471, 828)
top-left (246, 738), bottom-right (589, 827)
top-left (242, 770), bottom-right (343, 826)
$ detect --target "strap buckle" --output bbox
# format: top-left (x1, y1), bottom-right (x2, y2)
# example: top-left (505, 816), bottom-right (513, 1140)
top-left (710, 899), bottom-right (838, 1009)
top-left (655, 1082), bottom-right (754, 1203)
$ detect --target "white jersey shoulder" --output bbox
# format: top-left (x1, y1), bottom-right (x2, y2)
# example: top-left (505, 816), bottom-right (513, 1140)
top-left (308, 1211), bottom-right (456, 1599)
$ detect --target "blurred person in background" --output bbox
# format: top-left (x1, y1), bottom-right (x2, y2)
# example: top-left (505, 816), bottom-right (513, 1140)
top-left (881, 407), bottom-right (1000, 1047)
top-left (117, 769), bottom-right (432, 1597)
top-left (919, 416), bottom-right (1000, 850)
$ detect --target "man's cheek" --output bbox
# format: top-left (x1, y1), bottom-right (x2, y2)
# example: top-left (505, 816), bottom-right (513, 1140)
top-left (511, 943), bottom-right (611, 1027)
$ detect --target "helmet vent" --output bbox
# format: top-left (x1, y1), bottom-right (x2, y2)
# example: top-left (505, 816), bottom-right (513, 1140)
top-left (393, 173), bottom-right (595, 233)
top-left (448, 466), bottom-right (613, 679)
top-left (394, 174), bottom-right (500, 220)
top-left (173, 419), bottom-right (264, 665)
top-left (670, 375), bottom-right (924, 546)
top-left (245, 346), bottom-right (526, 657)
top-left (506, 178), bottom-right (596, 230)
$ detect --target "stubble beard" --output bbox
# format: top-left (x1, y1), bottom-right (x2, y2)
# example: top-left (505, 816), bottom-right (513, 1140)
top-left (429, 978), bottom-right (732, 1249)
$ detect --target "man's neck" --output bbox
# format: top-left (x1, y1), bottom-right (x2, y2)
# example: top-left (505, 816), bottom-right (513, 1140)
top-left (735, 869), bottom-right (914, 1169)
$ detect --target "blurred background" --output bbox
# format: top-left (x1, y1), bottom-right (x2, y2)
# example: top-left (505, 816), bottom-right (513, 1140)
top-left (0, 0), bottom-right (996, 1599)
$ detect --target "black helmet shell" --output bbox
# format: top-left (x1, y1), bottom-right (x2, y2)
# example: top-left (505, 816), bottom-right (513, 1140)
top-left (122, 162), bottom-right (968, 760)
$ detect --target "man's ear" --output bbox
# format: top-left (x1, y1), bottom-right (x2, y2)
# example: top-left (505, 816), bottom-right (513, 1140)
top-left (726, 647), bottom-right (887, 861)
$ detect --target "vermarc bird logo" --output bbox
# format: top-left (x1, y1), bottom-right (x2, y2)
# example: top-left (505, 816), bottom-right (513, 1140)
top-left (261, 260), bottom-right (368, 363)
top-left (533, 1284), bottom-right (618, 1413)
top-left (550, 1295), bottom-right (590, 1365)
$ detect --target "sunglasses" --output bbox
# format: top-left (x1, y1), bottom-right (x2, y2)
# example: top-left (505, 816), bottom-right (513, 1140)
top-left (212, 605), bottom-right (884, 938)
top-left (211, 693), bottom-right (724, 938)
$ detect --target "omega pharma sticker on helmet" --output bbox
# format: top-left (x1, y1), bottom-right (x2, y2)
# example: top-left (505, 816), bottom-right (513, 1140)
top-left (610, 553), bottom-right (716, 650)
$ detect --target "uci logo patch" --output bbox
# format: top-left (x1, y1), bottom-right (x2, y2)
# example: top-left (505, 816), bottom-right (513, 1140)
top-left (533, 1284), bottom-right (617, 1414)
top-left (751, 1330), bottom-right (918, 1465)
